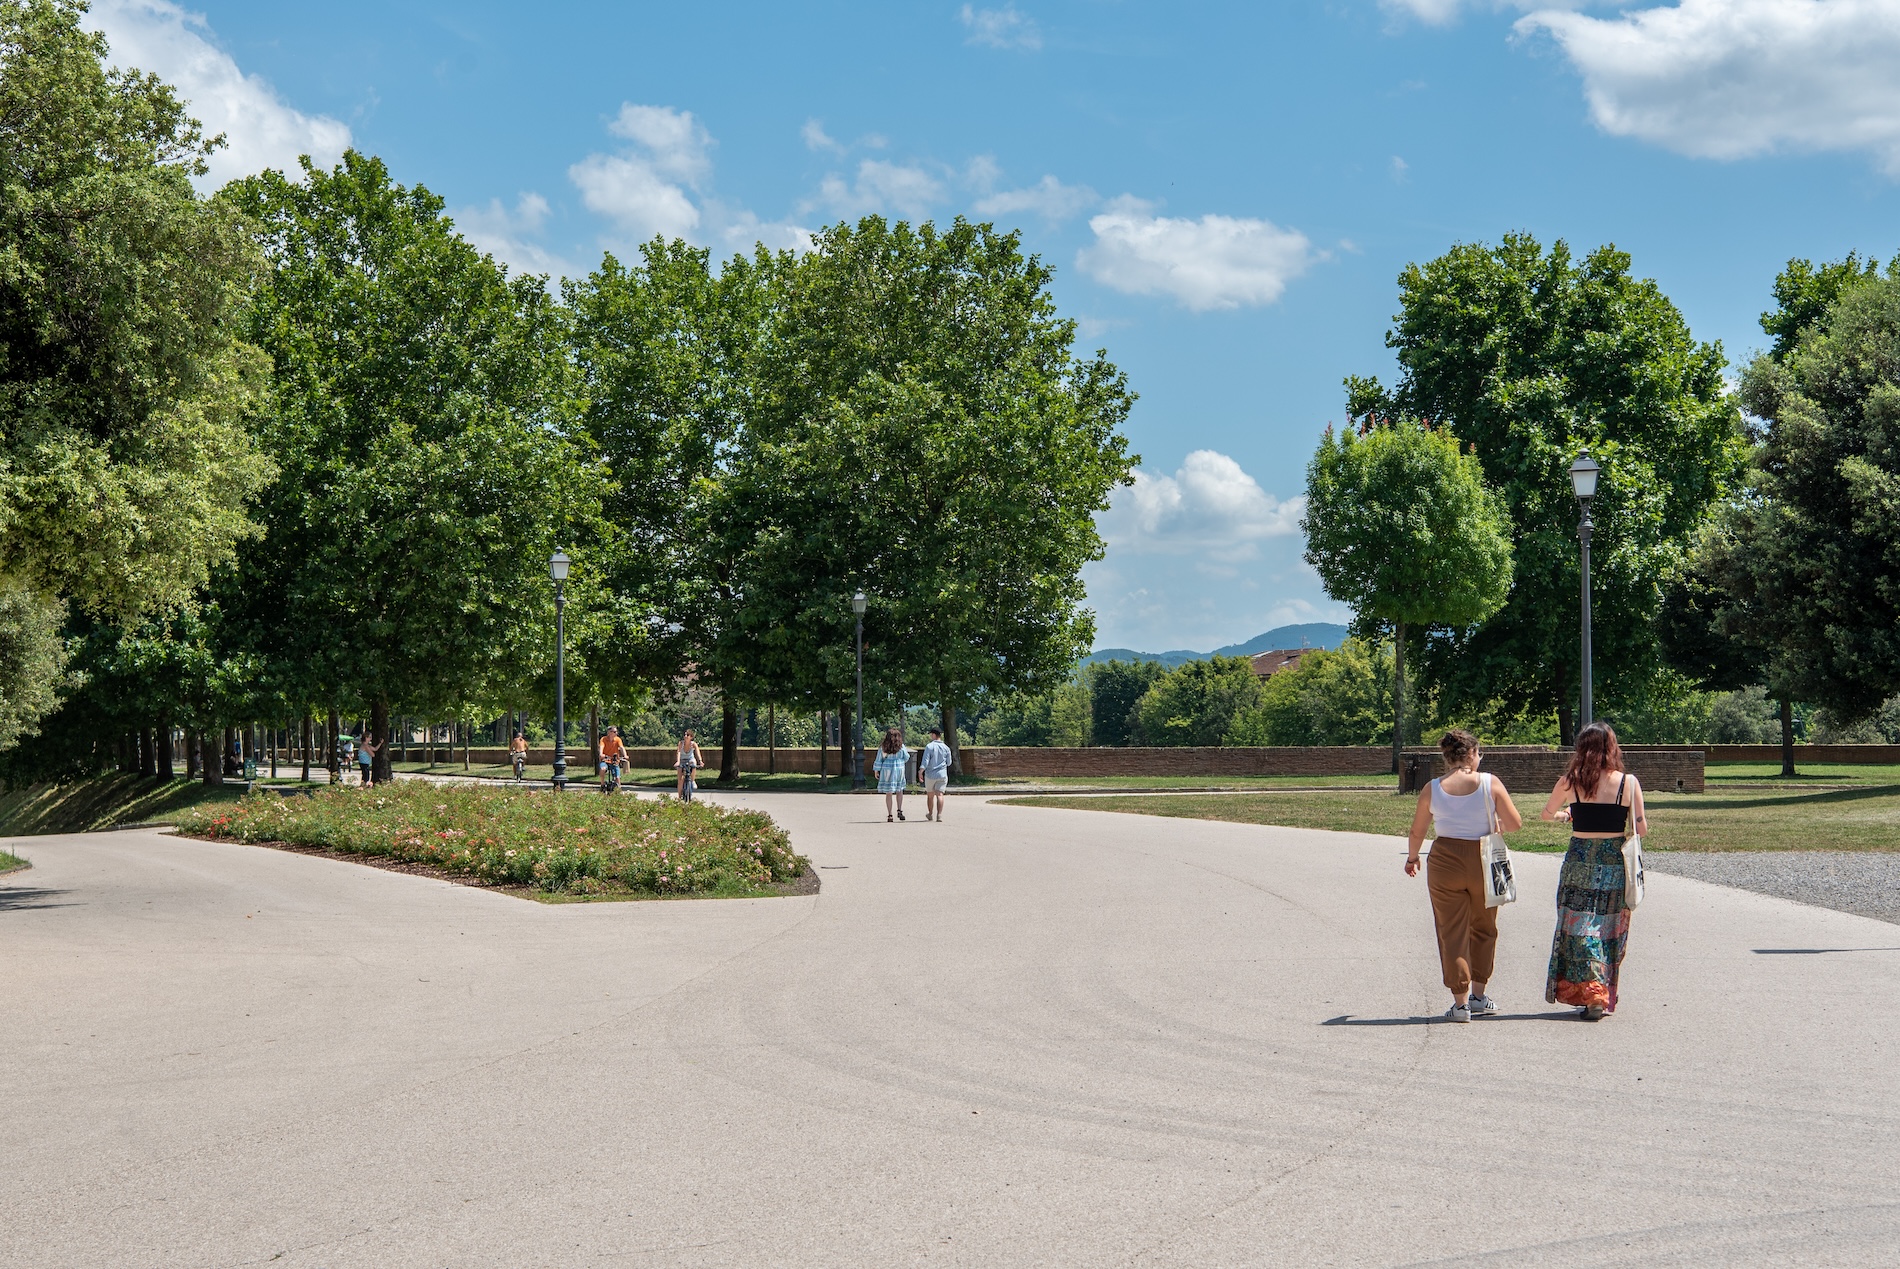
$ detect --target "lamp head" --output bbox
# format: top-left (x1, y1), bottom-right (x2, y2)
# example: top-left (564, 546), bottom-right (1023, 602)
top-left (1568, 453), bottom-right (1601, 500)
top-left (851, 591), bottom-right (867, 616)
top-left (549, 550), bottom-right (571, 582)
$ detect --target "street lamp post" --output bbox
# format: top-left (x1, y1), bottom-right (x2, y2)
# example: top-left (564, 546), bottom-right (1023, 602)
top-left (1569, 454), bottom-right (1601, 731)
top-left (550, 550), bottom-right (571, 791)
top-left (851, 591), bottom-right (867, 790)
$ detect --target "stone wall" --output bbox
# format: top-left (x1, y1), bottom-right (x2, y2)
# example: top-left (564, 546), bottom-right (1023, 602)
top-left (1399, 747), bottom-right (1705, 794)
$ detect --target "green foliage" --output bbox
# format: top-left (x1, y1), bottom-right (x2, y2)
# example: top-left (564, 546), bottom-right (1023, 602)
top-left (975, 683), bottom-right (1089, 746)
top-left (174, 781), bottom-right (807, 897)
top-left (1133, 656), bottom-right (1263, 747)
top-left (224, 153), bottom-right (607, 760)
top-left (1226, 639), bottom-right (1414, 746)
top-left (0, 583), bottom-right (66, 750)
top-left (1348, 234), bottom-right (1746, 737)
top-left (728, 216), bottom-right (1137, 718)
top-left (1760, 252), bottom-right (1898, 361)
top-left (1706, 686), bottom-right (1783, 745)
top-left (1714, 274), bottom-right (1900, 722)
top-left (1302, 419), bottom-right (1513, 629)
top-left (1087, 659), bottom-right (1165, 746)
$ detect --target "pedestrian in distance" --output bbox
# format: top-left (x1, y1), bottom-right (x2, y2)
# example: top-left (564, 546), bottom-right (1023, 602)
top-left (919, 726), bottom-right (953, 822)
top-left (1405, 729), bottom-right (1523, 1023)
top-left (356, 734), bottom-right (379, 787)
top-left (873, 726), bottom-right (909, 822)
top-left (338, 732), bottom-right (355, 784)
top-left (1541, 721), bottom-right (1647, 1020)
top-left (675, 730), bottom-right (704, 801)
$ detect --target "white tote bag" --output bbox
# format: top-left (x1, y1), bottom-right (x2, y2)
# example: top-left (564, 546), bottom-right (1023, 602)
top-left (1480, 772), bottom-right (1518, 908)
top-left (1622, 834), bottom-right (1645, 909)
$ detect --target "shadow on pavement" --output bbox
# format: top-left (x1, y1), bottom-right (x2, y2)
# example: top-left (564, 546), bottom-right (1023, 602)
top-left (1322, 1011), bottom-right (1581, 1026)
top-left (1754, 947), bottom-right (1900, 955)
top-left (0, 886), bottom-right (77, 912)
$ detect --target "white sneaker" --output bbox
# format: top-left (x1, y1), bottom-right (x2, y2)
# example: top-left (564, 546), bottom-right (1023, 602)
top-left (1468, 994), bottom-right (1498, 1017)
top-left (1445, 1003), bottom-right (1471, 1024)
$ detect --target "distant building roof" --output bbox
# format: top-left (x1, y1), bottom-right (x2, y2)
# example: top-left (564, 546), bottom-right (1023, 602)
top-left (1250, 649), bottom-right (1313, 678)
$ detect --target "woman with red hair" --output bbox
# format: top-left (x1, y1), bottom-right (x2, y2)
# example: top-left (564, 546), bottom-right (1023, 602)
top-left (1541, 722), bottom-right (1648, 1019)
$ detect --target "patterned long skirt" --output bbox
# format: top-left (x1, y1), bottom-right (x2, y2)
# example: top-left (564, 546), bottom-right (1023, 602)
top-left (1546, 835), bottom-right (1632, 1012)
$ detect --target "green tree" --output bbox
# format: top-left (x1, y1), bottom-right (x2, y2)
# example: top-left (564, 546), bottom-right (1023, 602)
top-left (730, 216), bottom-right (1136, 774)
top-left (1348, 234), bottom-right (1745, 743)
top-left (1227, 638), bottom-right (1412, 746)
top-left (1302, 418), bottom-right (1512, 770)
top-left (973, 683), bottom-right (1089, 747)
top-left (0, 0), bottom-right (274, 747)
top-left (1707, 272), bottom-right (1900, 724)
top-left (565, 239), bottom-right (778, 781)
top-left (1087, 658), bottom-right (1166, 746)
top-left (1133, 656), bottom-right (1264, 747)
top-left (226, 153), bottom-right (604, 780)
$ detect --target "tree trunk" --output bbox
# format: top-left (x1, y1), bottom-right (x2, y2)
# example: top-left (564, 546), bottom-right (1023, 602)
top-left (139, 727), bottom-right (156, 778)
top-left (157, 721), bottom-right (174, 780)
top-left (589, 704), bottom-right (600, 777)
top-left (463, 718), bottom-right (471, 771)
top-left (184, 727), bottom-right (198, 779)
top-left (1557, 703), bottom-right (1575, 749)
top-left (301, 714), bottom-right (313, 783)
top-left (372, 699), bottom-right (392, 784)
top-left (1391, 621), bottom-right (1405, 776)
top-left (719, 692), bottom-right (739, 783)
top-left (270, 725), bottom-right (278, 778)
top-left (1779, 696), bottom-right (1797, 778)
top-left (222, 727), bottom-right (236, 778)
top-left (819, 711), bottom-right (828, 783)
top-left (941, 700), bottom-right (962, 777)
top-left (201, 732), bottom-right (223, 786)
top-left (327, 709), bottom-right (340, 782)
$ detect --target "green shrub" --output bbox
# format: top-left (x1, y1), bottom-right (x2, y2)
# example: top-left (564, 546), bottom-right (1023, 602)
top-left (174, 781), bottom-right (807, 897)
top-left (1135, 656), bottom-right (1265, 747)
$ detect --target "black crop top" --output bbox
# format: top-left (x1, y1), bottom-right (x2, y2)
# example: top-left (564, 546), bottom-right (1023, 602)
top-left (1569, 773), bottom-right (1630, 833)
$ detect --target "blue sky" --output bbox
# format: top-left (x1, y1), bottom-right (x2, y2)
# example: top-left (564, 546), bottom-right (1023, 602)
top-left (91, 1), bottom-right (1900, 652)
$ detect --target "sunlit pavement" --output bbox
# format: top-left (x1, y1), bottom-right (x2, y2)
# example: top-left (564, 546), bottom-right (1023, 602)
top-left (5, 794), bottom-right (1898, 1267)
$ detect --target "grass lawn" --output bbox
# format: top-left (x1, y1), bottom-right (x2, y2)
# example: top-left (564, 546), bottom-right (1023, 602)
top-left (0, 847), bottom-right (28, 873)
top-left (174, 780), bottom-right (809, 899)
top-left (1705, 761), bottom-right (1900, 785)
top-left (0, 775), bottom-right (246, 836)
top-left (999, 784), bottom-right (1900, 853)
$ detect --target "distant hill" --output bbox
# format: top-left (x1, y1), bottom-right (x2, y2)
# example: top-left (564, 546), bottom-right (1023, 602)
top-left (1084, 622), bottom-right (1349, 669)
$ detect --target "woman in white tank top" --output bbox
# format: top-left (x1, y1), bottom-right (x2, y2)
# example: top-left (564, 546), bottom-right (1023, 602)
top-left (1405, 729), bottom-right (1525, 1022)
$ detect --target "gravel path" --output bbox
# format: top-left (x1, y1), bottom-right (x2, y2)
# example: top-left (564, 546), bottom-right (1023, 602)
top-left (1648, 851), bottom-right (1900, 926)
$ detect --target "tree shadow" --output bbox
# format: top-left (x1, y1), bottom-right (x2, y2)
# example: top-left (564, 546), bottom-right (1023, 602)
top-left (0, 887), bottom-right (78, 912)
top-left (1322, 1011), bottom-right (1580, 1026)
top-left (1672, 785), bottom-right (1900, 812)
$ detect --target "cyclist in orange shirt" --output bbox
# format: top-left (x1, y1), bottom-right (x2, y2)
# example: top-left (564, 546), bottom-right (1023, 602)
top-left (597, 725), bottom-right (629, 791)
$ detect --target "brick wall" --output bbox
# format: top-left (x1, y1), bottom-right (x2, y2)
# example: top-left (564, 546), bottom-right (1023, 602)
top-left (1399, 747), bottom-right (1705, 794)
top-left (959, 747), bottom-right (1394, 779)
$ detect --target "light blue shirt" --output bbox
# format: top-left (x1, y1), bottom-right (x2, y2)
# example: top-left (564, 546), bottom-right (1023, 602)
top-left (920, 740), bottom-right (952, 779)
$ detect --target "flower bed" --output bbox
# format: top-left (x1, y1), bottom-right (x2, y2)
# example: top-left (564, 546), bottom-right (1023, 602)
top-left (174, 782), bottom-right (808, 898)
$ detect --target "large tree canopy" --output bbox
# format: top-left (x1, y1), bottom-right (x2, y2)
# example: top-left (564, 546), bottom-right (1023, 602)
top-left (729, 216), bottom-right (1135, 760)
top-left (1347, 234), bottom-right (1744, 741)
top-left (225, 152), bottom-right (605, 777)
top-left (1708, 270), bottom-right (1900, 722)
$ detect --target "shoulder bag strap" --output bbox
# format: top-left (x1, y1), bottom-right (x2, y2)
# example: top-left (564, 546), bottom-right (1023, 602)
top-left (1484, 772), bottom-right (1501, 836)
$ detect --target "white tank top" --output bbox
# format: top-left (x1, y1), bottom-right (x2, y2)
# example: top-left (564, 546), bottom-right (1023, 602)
top-left (1430, 774), bottom-right (1495, 840)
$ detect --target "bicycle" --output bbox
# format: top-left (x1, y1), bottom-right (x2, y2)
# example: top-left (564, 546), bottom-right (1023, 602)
top-left (512, 751), bottom-right (527, 781)
top-left (599, 758), bottom-right (622, 795)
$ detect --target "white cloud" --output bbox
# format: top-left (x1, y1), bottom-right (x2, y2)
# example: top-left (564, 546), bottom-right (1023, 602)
top-left (569, 104), bottom-right (716, 241)
top-left (606, 104), bottom-right (712, 184)
top-left (815, 159), bottom-right (945, 219)
top-left (85, 0), bottom-right (350, 186)
top-left (960, 4), bottom-right (1043, 49)
top-left (1380, 0), bottom-right (1479, 22)
top-left (1077, 197), bottom-right (1316, 311)
top-left (802, 119), bottom-right (844, 154)
top-left (973, 174), bottom-right (1099, 222)
top-left (1518, 0), bottom-right (1900, 174)
top-left (1098, 451), bottom-right (1305, 562)
top-left (1390, 155), bottom-right (1410, 181)
top-left (453, 193), bottom-right (575, 279)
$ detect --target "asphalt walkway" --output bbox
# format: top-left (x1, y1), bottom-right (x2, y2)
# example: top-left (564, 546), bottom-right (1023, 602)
top-left (5, 796), bottom-right (1898, 1266)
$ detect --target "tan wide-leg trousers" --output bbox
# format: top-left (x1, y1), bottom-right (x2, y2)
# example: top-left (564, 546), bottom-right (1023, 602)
top-left (1427, 836), bottom-right (1497, 995)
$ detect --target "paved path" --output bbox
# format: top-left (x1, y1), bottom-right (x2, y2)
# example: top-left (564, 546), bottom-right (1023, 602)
top-left (5, 797), bottom-right (1900, 1267)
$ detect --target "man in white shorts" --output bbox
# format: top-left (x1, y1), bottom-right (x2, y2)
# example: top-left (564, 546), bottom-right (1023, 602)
top-left (919, 726), bottom-right (953, 822)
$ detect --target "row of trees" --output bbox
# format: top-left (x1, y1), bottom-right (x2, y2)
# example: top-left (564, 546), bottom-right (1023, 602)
top-left (0, 0), bottom-right (1135, 786)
